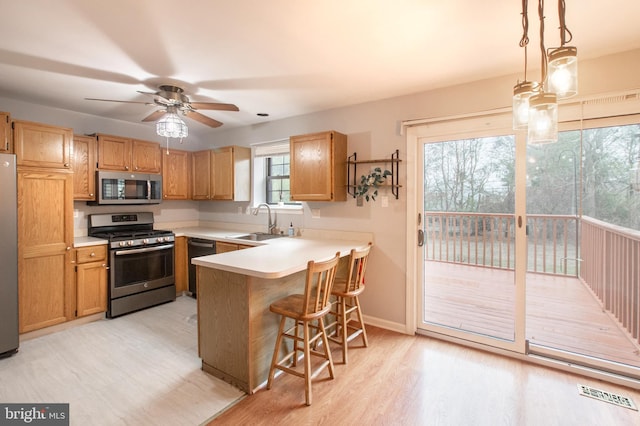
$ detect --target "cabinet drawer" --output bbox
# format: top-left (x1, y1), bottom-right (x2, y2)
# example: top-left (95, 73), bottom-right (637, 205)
top-left (76, 245), bottom-right (107, 263)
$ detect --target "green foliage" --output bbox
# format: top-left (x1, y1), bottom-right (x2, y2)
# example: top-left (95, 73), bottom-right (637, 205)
top-left (356, 167), bottom-right (391, 201)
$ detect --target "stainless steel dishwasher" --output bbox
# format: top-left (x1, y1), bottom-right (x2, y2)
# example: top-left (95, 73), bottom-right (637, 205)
top-left (188, 238), bottom-right (216, 298)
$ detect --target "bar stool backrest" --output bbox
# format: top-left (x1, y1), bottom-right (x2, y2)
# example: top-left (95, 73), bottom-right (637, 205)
top-left (303, 252), bottom-right (340, 317)
top-left (336, 243), bottom-right (372, 294)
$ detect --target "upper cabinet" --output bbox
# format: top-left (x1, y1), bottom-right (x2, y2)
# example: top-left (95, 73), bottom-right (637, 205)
top-left (191, 146), bottom-right (250, 201)
top-left (212, 146), bottom-right (250, 201)
top-left (162, 148), bottom-right (191, 200)
top-left (290, 130), bottom-right (347, 201)
top-left (0, 112), bottom-right (11, 153)
top-left (72, 134), bottom-right (97, 201)
top-left (191, 150), bottom-right (212, 200)
top-left (13, 120), bottom-right (73, 170)
top-left (132, 139), bottom-right (162, 173)
top-left (96, 134), bottom-right (161, 173)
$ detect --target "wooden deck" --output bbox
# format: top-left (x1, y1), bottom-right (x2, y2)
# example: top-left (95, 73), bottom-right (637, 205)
top-left (424, 261), bottom-right (640, 368)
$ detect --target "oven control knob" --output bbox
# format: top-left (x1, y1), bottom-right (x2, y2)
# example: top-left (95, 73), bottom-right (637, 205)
top-left (157, 237), bottom-right (165, 243)
top-left (119, 241), bottom-right (127, 247)
top-left (142, 238), bottom-right (150, 245)
top-left (127, 240), bottom-right (134, 246)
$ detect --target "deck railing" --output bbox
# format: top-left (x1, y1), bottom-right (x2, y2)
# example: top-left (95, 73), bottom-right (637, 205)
top-left (423, 212), bottom-right (579, 275)
top-left (424, 211), bottom-right (640, 343)
top-left (581, 216), bottom-right (640, 341)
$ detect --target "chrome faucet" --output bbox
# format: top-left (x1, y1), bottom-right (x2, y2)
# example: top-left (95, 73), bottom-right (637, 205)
top-left (253, 203), bottom-right (277, 234)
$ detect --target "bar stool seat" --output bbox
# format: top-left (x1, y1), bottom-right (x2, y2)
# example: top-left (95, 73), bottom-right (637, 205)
top-left (266, 252), bottom-right (341, 406)
top-left (327, 243), bottom-right (372, 364)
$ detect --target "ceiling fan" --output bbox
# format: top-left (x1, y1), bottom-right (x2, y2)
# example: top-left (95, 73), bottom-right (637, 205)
top-left (85, 84), bottom-right (239, 128)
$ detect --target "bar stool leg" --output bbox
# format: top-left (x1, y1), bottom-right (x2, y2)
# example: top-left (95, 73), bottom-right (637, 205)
top-left (267, 315), bottom-right (287, 390)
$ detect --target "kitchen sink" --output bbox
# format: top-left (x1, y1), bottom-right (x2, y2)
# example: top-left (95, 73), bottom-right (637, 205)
top-left (233, 232), bottom-right (284, 241)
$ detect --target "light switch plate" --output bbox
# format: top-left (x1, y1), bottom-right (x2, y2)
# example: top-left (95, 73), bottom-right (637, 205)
top-left (381, 196), bottom-right (389, 207)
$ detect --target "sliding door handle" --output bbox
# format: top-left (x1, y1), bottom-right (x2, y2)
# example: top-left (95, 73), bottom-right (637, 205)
top-left (418, 229), bottom-right (424, 247)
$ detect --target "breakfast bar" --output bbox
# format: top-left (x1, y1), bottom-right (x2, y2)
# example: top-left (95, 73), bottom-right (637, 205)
top-left (191, 236), bottom-right (370, 394)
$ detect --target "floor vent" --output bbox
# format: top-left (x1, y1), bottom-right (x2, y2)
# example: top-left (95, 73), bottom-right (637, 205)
top-left (578, 384), bottom-right (638, 411)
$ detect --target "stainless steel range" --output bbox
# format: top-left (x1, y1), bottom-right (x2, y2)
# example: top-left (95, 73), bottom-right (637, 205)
top-left (88, 212), bottom-right (175, 318)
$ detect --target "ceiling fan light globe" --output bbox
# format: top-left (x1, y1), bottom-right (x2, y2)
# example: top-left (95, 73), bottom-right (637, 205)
top-left (156, 112), bottom-right (188, 138)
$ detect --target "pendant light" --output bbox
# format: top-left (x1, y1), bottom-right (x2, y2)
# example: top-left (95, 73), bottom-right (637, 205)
top-left (528, 0), bottom-right (558, 144)
top-left (513, 0), bottom-right (539, 130)
top-left (512, 0), bottom-right (577, 143)
top-left (547, 0), bottom-right (578, 98)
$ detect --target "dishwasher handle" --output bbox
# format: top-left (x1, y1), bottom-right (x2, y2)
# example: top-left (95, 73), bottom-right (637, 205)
top-left (188, 240), bottom-right (215, 249)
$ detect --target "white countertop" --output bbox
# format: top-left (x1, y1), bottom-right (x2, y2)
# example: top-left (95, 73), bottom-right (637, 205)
top-left (75, 225), bottom-right (371, 279)
top-left (74, 236), bottom-right (108, 247)
top-left (190, 234), bottom-right (371, 279)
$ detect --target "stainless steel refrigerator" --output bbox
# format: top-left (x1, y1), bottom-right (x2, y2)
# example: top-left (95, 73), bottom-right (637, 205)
top-left (0, 153), bottom-right (18, 357)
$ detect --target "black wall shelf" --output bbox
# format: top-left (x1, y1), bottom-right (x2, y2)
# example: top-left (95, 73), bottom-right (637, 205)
top-left (347, 149), bottom-right (401, 199)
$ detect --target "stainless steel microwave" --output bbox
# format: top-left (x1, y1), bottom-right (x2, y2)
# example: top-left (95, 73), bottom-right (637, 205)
top-left (92, 171), bottom-right (162, 205)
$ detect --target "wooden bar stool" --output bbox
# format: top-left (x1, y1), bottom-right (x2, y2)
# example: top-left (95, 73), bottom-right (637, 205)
top-left (327, 243), bottom-right (371, 364)
top-left (266, 252), bottom-right (341, 406)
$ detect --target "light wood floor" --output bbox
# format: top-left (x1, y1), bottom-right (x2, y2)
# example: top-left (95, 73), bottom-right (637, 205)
top-left (425, 262), bottom-right (640, 367)
top-left (0, 297), bottom-right (244, 426)
top-left (209, 325), bottom-right (640, 425)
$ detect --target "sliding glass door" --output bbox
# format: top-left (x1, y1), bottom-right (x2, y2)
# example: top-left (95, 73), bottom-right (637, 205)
top-left (408, 106), bottom-right (640, 379)
top-left (412, 113), bottom-right (527, 353)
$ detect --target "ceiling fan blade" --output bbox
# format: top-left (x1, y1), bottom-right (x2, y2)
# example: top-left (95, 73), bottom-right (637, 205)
top-left (190, 102), bottom-right (239, 112)
top-left (141, 110), bottom-right (167, 122)
top-left (186, 111), bottom-right (223, 128)
top-left (85, 97), bottom-right (153, 105)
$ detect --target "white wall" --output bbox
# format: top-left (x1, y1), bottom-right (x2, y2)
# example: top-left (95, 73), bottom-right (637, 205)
top-left (3, 48), bottom-right (640, 331)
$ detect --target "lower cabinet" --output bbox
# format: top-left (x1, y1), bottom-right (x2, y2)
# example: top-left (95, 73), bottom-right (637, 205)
top-left (17, 169), bottom-right (75, 333)
top-left (75, 245), bottom-right (108, 317)
top-left (175, 236), bottom-right (188, 294)
top-left (215, 242), bottom-right (252, 253)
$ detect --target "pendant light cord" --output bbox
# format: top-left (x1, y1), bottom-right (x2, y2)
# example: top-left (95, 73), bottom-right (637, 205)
top-left (519, 0), bottom-right (530, 81)
top-left (538, 0), bottom-right (548, 85)
top-left (558, 0), bottom-right (573, 46)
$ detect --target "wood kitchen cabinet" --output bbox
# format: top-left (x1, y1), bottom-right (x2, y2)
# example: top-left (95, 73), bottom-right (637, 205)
top-left (212, 146), bottom-right (250, 201)
top-left (75, 245), bottom-right (108, 317)
top-left (96, 133), bottom-right (161, 173)
top-left (215, 241), bottom-right (252, 253)
top-left (191, 146), bottom-right (250, 201)
top-left (191, 150), bottom-right (212, 200)
top-left (17, 169), bottom-right (75, 333)
top-left (13, 120), bottom-right (73, 170)
top-left (290, 130), bottom-right (347, 201)
top-left (0, 111), bottom-right (11, 153)
top-left (174, 236), bottom-right (188, 294)
top-left (162, 149), bottom-right (191, 200)
top-left (72, 134), bottom-right (97, 201)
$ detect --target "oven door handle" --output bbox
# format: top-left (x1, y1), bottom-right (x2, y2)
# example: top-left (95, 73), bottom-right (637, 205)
top-left (114, 244), bottom-right (174, 256)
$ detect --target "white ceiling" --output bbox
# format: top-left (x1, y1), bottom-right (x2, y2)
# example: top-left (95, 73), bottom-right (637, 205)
top-left (1, 0), bottom-right (639, 138)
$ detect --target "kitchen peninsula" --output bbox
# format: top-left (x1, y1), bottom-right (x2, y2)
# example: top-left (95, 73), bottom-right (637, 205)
top-left (191, 234), bottom-right (371, 394)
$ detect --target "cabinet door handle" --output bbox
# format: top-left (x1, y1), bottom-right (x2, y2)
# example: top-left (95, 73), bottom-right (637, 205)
top-left (64, 163), bottom-right (70, 168)
top-left (90, 252), bottom-right (96, 257)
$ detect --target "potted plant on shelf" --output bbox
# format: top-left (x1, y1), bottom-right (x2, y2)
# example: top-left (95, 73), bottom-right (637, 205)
top-left (356, 167), bottom-right (391, 202)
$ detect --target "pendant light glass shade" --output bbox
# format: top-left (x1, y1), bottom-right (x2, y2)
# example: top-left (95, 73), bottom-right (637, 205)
top-left (528, 92), bottom-right (558, 144)
top-left (512, 81), bottom-right (539, 130)
top-left (156, 111), bottom-right (188, 138)
top-left (548, 46), bottom-right (578, 98)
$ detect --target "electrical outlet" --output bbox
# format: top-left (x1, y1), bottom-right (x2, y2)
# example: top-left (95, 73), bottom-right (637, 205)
top-left (311, 209), bottom-right (321, 218)
top-left (381, 196), bottom-right (389, 208)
